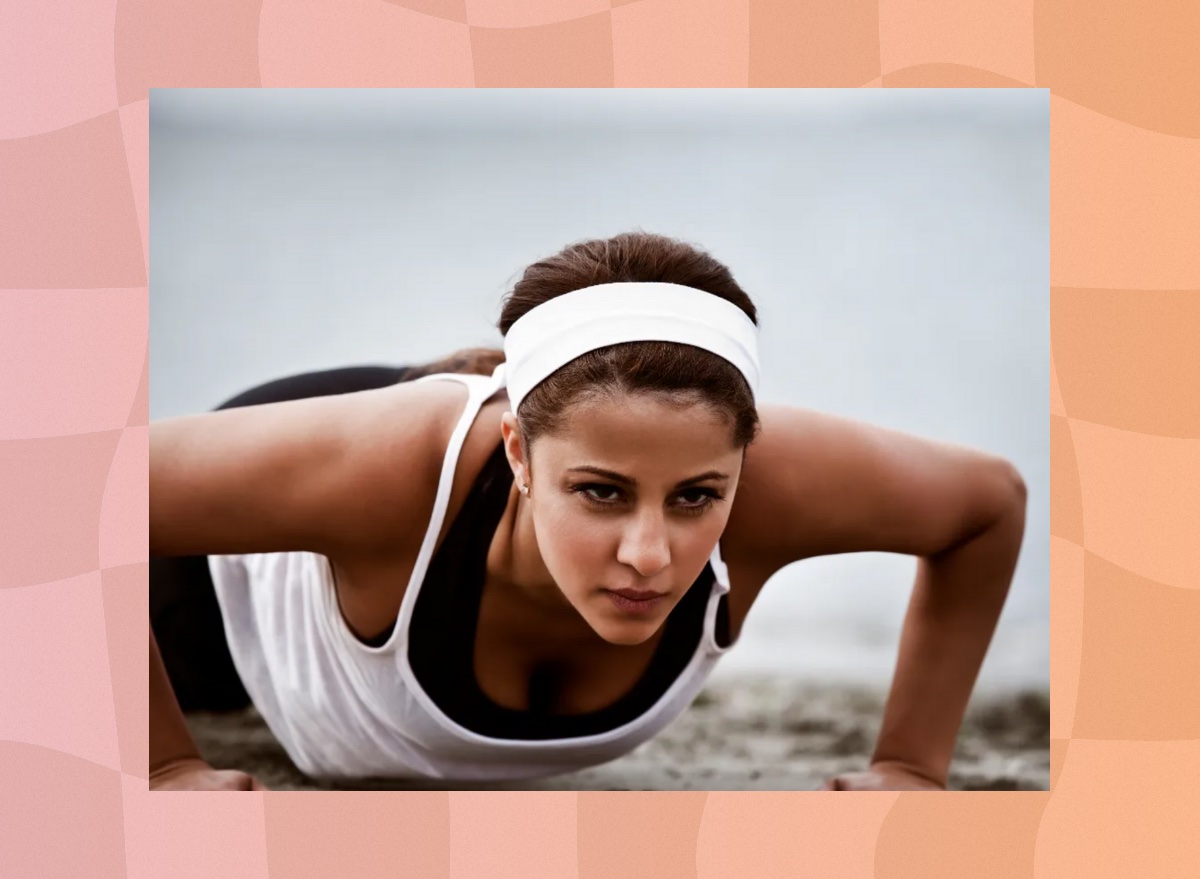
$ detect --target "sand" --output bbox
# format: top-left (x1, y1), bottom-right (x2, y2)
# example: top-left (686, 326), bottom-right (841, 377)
top-left (185, 676), bottom-right (1050, 791)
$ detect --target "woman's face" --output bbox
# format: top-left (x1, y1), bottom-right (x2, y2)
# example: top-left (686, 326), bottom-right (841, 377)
top-left (500, 392), bottom-right (745, 646)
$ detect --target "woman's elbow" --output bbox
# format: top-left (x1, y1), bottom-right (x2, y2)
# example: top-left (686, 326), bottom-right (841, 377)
top-left (986, 457), bottom-right (1027, 522)
top-left (998, 458), bottom-right (1027, 502)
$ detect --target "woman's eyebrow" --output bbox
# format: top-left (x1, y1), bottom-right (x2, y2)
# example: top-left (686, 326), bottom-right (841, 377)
top-left (567, 466), bottom-right (729, 488)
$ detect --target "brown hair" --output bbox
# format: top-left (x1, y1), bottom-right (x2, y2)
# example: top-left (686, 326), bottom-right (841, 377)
top-left (400, 346), bottom-right (506, 381)
top-left (422, 231), bottom-right (760, 455)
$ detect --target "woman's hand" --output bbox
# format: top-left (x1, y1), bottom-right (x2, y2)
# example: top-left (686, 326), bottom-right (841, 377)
top-left (150, 757), bottom-right (270, 791)
top-left (820, 762), bottom-right (946, 791)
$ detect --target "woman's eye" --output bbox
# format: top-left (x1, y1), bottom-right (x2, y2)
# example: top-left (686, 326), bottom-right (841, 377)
top-left (580, 485), bottom-right (622, 504)
top-left (676, 489), bottom-right (721, 513)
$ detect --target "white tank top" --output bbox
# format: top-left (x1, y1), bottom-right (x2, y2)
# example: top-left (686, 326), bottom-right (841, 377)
top-left (209, 366), bottom-right (736, 781)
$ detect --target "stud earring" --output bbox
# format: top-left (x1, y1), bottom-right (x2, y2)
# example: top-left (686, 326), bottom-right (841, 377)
top-left (519, 482), bottom-right (530, 496)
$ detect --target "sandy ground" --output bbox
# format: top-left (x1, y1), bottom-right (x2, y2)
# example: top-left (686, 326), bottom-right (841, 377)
top-left (186, 676), bottom-right (1050, 791)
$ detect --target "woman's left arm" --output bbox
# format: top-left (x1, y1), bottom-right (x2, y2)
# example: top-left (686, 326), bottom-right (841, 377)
top-left (837, 487), bottom-right (1026, 790)
top-left (722, 404), bottom-right (1028, 791)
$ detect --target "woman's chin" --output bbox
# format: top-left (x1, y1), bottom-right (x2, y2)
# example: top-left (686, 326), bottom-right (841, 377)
top-left (589, 616), bottom-right (662, 647)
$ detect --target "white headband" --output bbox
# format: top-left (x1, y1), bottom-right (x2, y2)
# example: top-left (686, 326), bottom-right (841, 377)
top-left (499, 281), bottom-right (760, 413)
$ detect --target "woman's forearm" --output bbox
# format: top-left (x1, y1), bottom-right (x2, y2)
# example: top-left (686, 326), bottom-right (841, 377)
top-left (870, 489), bottom-right (1027, 786)
top-left (150, 627), bottom-right (203, 773)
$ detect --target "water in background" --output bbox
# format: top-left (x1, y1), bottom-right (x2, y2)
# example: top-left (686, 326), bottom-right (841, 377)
top-left (151, 90), bottom-right (1048, 691)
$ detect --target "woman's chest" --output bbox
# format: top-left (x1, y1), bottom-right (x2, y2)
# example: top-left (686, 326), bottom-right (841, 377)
top-left (332, 569), bottom-right (666, 716)
top-left (470, 577), bottom-right (671, 714)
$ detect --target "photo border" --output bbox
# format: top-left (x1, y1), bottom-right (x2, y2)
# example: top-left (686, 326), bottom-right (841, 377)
top-left (2, 1), bottom-right (1195, 875)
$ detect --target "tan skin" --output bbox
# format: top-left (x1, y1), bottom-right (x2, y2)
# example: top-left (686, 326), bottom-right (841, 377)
top-left (150, 378), bottom-right (1025, 791)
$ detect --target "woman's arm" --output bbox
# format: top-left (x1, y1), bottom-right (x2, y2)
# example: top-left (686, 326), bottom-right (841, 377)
top-left (150, 626), bottom-right (202, 771)
top-left (148, 381), bottom-right (459, 788)
top-left (150, 379), bottom-right (455, 559)
top-left (723, 404), bottom-right (1028, 790)
top-left (866, 488), bottom-right (1026, 787)
top-left (150, 628), bottom-right (267, 790)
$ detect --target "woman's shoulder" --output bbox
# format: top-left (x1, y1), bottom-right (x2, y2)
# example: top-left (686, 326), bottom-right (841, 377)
top-left (723, 404), bottom-right (866, 553)
top-left (151, 375), bottom-right (478, 560)
top-left (319, 376), bottom-right (511, 640)
top-left (722, 402), bottom-right (1022, 572)
top-left (332, 377), bottom-right (478, 547)
top-left (334, 375), bottom-right (512, 555)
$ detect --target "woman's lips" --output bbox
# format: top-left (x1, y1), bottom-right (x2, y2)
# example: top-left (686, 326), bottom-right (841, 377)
top-left (604, 588), bottom-right (668, 614)
top-left (609, 588), bottom-right (665, 600)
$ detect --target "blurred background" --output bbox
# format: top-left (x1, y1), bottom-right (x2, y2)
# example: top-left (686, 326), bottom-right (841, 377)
top-left (151, 89), bottom-right (1047, 698)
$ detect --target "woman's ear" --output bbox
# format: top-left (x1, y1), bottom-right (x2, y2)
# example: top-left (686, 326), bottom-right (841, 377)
top-left (499, 411), bottom-right (530, 489)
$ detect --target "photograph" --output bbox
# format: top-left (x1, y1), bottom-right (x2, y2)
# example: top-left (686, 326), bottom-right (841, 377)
top-left (148, 88), bottom-right (1049, 791)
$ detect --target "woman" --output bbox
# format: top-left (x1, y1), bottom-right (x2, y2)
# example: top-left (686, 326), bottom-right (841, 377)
top-left (149, 232), bottom-right (1026, 791)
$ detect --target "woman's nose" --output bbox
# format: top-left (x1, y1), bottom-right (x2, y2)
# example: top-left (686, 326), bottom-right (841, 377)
top-left (616, 509), bottom-right (670, 578)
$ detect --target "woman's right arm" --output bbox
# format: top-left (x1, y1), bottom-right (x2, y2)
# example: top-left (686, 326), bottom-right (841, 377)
top-left (150, 628), bottom-right (268, 790)
top-left (148, 380), bottom-right (459, 789)
top-left (150, 380), bottom-right (455, 558)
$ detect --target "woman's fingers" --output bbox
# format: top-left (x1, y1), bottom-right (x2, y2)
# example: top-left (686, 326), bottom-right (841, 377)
top-left (818, 768), bottom-right (945, 791)
top-left (150, 759), bottom-right (269, 790)
top-left (224, 770), bottom-right (269, 791)
top-left (212, 770), bottom-right (250, 790)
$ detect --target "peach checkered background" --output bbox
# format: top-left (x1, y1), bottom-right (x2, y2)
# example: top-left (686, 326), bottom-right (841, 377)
top-left (1, 0), bottom-right (1197, 876)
